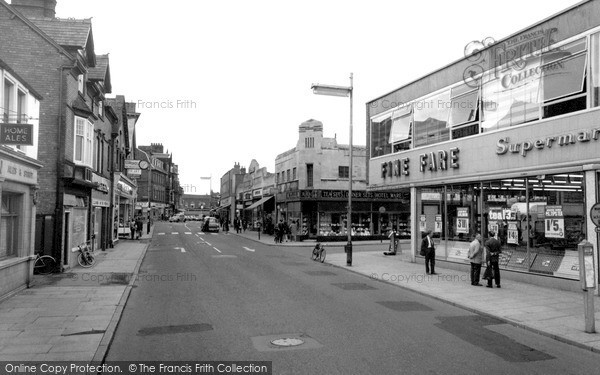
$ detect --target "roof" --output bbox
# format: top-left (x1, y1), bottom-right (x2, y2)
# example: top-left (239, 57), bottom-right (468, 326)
top-left (88, 54), bottom-right (111, 93)
top-left (29, 17), bottom-right (96, 66)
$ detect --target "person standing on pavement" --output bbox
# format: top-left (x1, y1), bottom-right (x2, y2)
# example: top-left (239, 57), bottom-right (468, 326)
top-left (135, 216), bottom-right (143, 240)
top-left (467, 233), bottom-right (483, 286)
top-left (421, 229), bottom-right (436, 274)
top-left (484, 231), bottom-right (502, 288)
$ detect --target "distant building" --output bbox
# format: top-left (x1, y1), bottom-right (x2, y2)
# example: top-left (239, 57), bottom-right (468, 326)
top-left (236, 159), bottom-right (275, 230)
top-left (218, 163), bottom-right (245, 225)
top-left (275, 119), bottom-right (407, 240)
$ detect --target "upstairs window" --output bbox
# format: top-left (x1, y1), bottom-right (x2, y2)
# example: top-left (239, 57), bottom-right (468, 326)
top-left (389, 105), bottom-right (412, 152)
top-left (448, 83), bottom-right (479, 139)
top-left (78, 74), bottom-right (84, 94)
top-left (370, 114), bottom-right (392, 157)
top-left (3, 79), bottom-right (14, 122)
top-left (413, 90), bottom-right (450, 147)
top-left (305, 137), bottom-right (314, 148)
top-left (74, 116), bottom-right (94, 167)
top-left (338, 166), bottom-right (349, 178)
top-left (306, 163), bottom-right (314, 187)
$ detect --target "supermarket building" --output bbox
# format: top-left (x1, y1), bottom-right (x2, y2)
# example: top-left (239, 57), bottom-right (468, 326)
top-left (366, 0), bottom-right (600, 292)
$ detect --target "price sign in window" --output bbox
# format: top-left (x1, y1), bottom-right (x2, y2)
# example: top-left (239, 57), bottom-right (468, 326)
top-left (456, 207), bottom-right (469, 234)
top-left (507, 221), bottom-right (519, 245)
top-left (434, 215), bottom-right (443, 233)
top-left (544, 205), bottom-right (565, 239)
top-left (420, 215), bottom-right (427, 232)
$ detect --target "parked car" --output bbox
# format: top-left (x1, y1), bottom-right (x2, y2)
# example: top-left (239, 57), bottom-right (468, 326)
top-left (203, 216), bottom-right (219, 232)
top-left (169, 213), bottom-right (186, 222)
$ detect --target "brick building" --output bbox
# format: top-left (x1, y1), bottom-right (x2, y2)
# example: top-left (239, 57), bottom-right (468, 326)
top-left (0, 0), bottom-right (119, 268)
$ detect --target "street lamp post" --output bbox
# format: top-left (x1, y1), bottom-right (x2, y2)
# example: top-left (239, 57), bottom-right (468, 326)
top-left (311, 73), bottom-right (354, 266)
top-left (138, 149), bottom-right (153, 228)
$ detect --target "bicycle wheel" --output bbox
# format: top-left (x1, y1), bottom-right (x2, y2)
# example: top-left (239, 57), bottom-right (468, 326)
top-left (77, 252), bottom-right (95, 268)
top-left (311, 249), bottom-right (317, 260)
top-left (319, 248), bottom-right (326, 263)
top-left (34, 255), bottom-right (56, 275)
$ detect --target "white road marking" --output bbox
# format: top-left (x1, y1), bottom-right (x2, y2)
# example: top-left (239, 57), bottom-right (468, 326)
top-left (175, 247), bottom-right (186, 253)
top-left (158, 233), bottom-right (165, 235)
top-left (243, 247), bottom-right (255, 252)
top-left (213, 247), bottom-right (222, 253)
top-left (171, 232), bottom-right (179, 235)
top-left (204, 242), bottom-right (212, 246)
top-left (185, 232), bottom-right (192, 234)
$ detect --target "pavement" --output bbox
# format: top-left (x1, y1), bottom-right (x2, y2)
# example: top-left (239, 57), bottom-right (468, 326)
top-left (232, 229), bottom-right (600, 354)
top-left (0, 226), bottom-right (598, 362)
top-left (0, 228), bottom-right (152, 361)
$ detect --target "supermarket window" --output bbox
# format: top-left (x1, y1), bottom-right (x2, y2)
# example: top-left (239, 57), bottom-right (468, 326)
top-left (389, 105), bottom-right (412, 152)
top-left (413, 90), bottom-right (450, 147)
top-left (593, 32), bottom-right (600, 107)
top-left (370, 115), bottom-right (392, 157)
top-left (541, 38), bottom-right (587, 119)
top-left (449, 84), bottom-right (479, 140)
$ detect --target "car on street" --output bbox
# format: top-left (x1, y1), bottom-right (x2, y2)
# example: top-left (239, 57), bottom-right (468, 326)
top-left (203, 216), bottom-right (219, 232)
top-left (169, 213), bottom-right (186, 222)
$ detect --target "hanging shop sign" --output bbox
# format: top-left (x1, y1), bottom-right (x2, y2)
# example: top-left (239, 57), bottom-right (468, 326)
top-left (590, 203), bottom-right (600, 227)
top-left (544, 205), bottom-right (564, 238)
top-left (0, 123), bottom-right (33, 145)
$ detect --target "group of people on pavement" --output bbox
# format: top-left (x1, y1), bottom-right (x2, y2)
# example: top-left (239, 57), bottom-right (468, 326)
top-left (420, 229), bottom-right (502, 288)
top-left (274, 219), bottom-right (299, 243)
top-left (129, 216), bottom-right (145, 240)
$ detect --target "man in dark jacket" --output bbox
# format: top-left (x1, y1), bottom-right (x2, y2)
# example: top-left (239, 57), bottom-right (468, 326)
top-left (421, 229), bottom-right (436, 274)
top-left (484, 231), bottom-right (502, 288)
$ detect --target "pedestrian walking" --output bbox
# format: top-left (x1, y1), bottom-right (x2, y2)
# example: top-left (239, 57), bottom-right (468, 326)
top-left (467, 233), bottom-right (483, 286)
top-left (484, 231), bottom-right (502, 288)
top-left (421, 229), bottom-right (436, 274)
top-left (290, 220), bottom-right (298, 242)
top-left (384, 228), bottom-right (398, 256)
top-left (129, 218), bottom-right (135, 240)
top-left (135, 216), bottom-right (143, 240)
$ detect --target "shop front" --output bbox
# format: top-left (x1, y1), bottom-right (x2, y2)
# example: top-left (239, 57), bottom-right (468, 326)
top-left (276, 189), bottom-right (409, 241)
top-left (367, 8), bottom-right (600, 291)
top-left (113, 174), bottom-right (136, 242)
top-left (369, 107), bottom-right (600, 290)
top-left (91, 174), bottom-right (111, 251)
top-left (0, 150), bottom-right (42, 300)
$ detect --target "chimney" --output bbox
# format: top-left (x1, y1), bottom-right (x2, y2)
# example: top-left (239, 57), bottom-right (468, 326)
top-left (11, 0), bottom-right (57, 18)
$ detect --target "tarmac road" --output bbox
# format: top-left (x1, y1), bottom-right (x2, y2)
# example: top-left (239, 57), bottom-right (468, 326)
top-left (105, 221), bottom-right (600, 375)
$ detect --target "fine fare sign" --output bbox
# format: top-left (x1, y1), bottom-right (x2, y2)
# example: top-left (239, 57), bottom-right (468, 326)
top-left (381, 147), bottom-right (460, 180)
top-left (0, 123), bottom-right (33, 145)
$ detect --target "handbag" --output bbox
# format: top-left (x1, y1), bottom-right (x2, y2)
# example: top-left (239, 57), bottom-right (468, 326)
top-left (419, 248), bottom-right (426, 256)
top-left (482, 266), bottom-right (493, 280)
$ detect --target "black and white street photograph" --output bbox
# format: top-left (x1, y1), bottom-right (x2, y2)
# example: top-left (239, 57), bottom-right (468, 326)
top-left (0, 0), bottom-right (600, 374)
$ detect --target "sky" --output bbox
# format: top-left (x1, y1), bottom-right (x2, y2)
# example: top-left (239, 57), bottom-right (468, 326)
top-left (54, 0), bottom-right (584, 194)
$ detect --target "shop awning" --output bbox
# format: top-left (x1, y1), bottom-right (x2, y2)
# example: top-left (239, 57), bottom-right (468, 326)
top-left (245, 196), bottom-right (273, 210)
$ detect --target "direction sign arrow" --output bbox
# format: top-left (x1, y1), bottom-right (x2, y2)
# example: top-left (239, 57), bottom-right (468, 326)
top-left (243, 247), bottom-right (255, 252)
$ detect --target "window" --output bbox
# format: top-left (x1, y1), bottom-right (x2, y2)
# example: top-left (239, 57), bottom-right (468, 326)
top-left (287, 169), bottom-right (291, 182)
top-left (293, 167), bottom-right (296, 180)
top-left (0, 193), bottom-right (20, 259)
top-left (339, 166), bottom-right (349, 178)
top-left (276, 172), bottom-right (279, 184)
top-left (306, 164), bottom-right (313, 187)
top-left (3, 79), bottom-right (14, 122)
top-left (78, 74), bottom-right (84, 94)
top-left (370, 115), bottom-right (391, 157)
top-left (17, 90), bottom-right (26, 123)
top-left (541, 39), bottom-right (587, 119)
top-left (389, 105), bottom-right (412, 152)
top-left (593, 32), bottom-right (600, 107)
top-left (305, 137), bottom-right (314, 148)
top-left (449, 84), bottom-right (479, 139)
top-left (98, 100), bottom-right (104, 117)
top-left (413, 90), bottom-right (450, 147)
top-left (74, 116), bottom-right (94, 167)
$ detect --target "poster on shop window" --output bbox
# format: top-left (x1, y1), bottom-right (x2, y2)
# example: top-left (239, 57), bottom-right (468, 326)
top-left (544, 205), bottom-right (564, 239)
top-left (507, 221), bottom-right (519, 245)
top-left (434, 215), bottom-right (443, 233)
top-left (456, 207), bottom-right (469, 234)
top-left (420, 215), bottom-right (427, 232)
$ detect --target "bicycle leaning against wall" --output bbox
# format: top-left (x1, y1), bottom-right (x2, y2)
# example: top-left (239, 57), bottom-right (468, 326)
top-left (76, 240), bottom-right (96, 268)
top-left (33, 252), bottom-right (58, 275)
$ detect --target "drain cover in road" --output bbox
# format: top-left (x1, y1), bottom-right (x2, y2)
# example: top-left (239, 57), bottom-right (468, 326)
top-left (435, 316), bottom-right (555, 362)
top-left (137, 323), bottom-right (213, 336)
top-left (377, 301), bottom-right (434, 312)
top-left (331, 283), bottom-right (376, 290)
top-left (304, 271), bottom-right (336, 276)
top-left (251, 333), bottom-right (322, 352)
